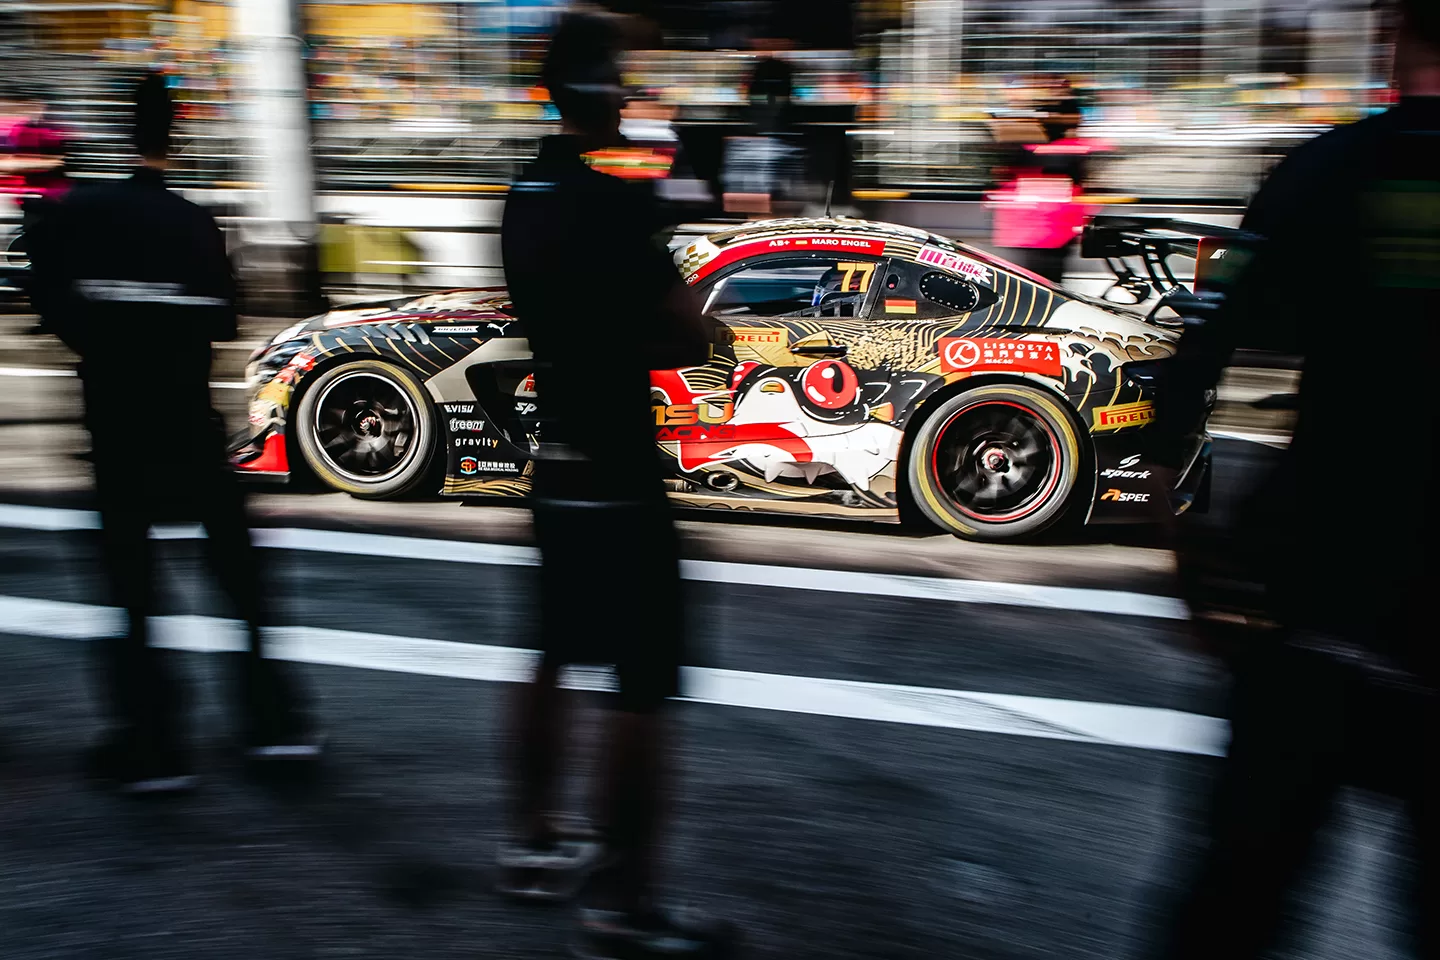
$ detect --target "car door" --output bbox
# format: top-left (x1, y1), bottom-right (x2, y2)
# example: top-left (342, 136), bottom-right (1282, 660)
top-left (654, 253), bottom-right (891, 491)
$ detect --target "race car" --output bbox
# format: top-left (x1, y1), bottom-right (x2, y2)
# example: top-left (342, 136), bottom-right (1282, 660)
top-left (230, 216), bottom-right (1214, 541)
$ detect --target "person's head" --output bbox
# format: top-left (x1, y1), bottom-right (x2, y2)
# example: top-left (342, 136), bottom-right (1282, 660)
top-left (1395, 0), bottom-right (1440, 94)
top-left (133, 71), bottom-right (174, 164)
top-left (542, 10), bottom-right (625, 146)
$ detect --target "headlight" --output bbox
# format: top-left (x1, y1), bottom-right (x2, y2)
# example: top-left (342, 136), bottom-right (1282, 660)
top-left (270, 321), bottom-right (310, 346)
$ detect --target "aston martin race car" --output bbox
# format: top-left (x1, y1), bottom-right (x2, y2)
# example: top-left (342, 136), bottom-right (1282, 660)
top-left (231, 216), bottom-right (1213, 541)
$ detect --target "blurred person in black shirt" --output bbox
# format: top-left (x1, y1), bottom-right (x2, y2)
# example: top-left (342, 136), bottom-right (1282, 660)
top-left (1156, 2), bottom-right (1437, 955)
top-left (26, 73), bottom-right (319, 794)
top-left (721, 56), bottom-right (806, 218)
top-left (497, 12), bottom-right (734, 958)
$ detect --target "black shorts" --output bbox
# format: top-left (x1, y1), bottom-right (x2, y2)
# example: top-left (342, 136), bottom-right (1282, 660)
top-left (531, 493), bottom-right (684, 712)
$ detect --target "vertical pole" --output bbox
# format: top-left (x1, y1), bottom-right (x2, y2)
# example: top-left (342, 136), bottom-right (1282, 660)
top-left (231, 0), bottom-right (322, 314)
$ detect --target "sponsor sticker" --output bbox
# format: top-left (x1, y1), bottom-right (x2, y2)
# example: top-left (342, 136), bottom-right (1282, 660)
top-left (730, 328), bottom-right (786, 346)
top-left (654, 400), bottom-right (734, 426)
top-left (1100, 488), bottom-right (1151, 503)
top-left (458, 458), bottom-right (520, 474)
top-left (884, 299), bottom-right (917, 314)
top-left (443, 403), bottom-right (475, 414)
top-left (455, 437), bottom-right (499, 448)
top-left (449, 418), bottom-right (486, 433)
top-left (684, 235), bottom-right (887, 284)
top-left (917, 245), bottom-right (993, 284)
top-left (1101, 454), bottom-right (1151, 479)
top-left (1093, 401), bottom-right (1156, 430)
top-left (938, 338), bottom-right (1061, 377)
top-left (432, 325), bottom-right (480, 335)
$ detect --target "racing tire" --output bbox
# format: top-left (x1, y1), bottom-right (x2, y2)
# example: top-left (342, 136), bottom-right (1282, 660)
top-left (295, 359), bottom-right (438, 499)
top-left (906, 383), bottom-right (1082, 542)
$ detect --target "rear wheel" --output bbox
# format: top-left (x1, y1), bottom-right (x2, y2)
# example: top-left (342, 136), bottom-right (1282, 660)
top-left (295, 359), bottom-right (437, 499)
top-left (906, 383), bottom-right (1082, 541)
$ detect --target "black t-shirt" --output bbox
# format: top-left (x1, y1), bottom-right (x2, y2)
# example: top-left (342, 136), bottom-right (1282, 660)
top-left (1226, 97), bottom-right (1438, 673)
top-left (27, 166), bottom-right (236, 448)
top-left (501, 135), bottom-right (684, 500)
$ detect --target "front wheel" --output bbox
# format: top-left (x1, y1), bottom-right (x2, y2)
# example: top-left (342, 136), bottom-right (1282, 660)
top-left (906, 383), bottom-right (1082, 541)
top-left (294, 359), bottom-right (438, 499)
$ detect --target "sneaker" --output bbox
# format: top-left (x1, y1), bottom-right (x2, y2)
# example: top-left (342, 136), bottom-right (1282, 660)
top-left (243, 722), bottom-right (325, 760)
top-left (496, 831), bottom-right (606, 903)
top-left (573, 904), bottom-right (737, 960)
top-left (84, 735), bottom-right (197, 796)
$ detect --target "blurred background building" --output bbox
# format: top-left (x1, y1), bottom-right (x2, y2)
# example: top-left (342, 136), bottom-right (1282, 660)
top-left (0, 0), bottom-right (1391, 199)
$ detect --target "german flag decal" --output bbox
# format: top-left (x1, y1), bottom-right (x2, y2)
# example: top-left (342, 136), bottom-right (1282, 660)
top-left (884, 299), bottom-right (917, 314)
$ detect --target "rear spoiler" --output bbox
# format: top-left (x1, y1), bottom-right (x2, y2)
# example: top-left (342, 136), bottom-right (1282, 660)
top-left (1081, 216), bottom-right (1262, 299)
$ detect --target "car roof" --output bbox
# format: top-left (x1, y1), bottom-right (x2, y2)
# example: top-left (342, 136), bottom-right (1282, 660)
top-left (676, 216), bottom-right (1033, 288)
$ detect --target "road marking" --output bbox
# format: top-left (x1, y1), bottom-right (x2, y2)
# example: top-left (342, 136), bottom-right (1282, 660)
top-left (0, 366), bottom-right (246, 389)
top-left (1209, 428), bottom-right (1292, 448)
top-left (0, 504), bottom-right (1189, 621)
top-left (0, 594), bottom-right (1227, 757)
top-left (0, 365), bottom-right (75, 378)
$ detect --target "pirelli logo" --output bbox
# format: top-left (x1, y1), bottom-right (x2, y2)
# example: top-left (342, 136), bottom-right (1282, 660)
top-left (1093, 400), bottom-right (1155, 430)
top-left (731, 328), bottom-right (785, 345)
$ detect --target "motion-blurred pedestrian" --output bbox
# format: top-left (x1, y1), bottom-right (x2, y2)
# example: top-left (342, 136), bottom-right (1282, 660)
top-left (26, 72), bottom-right (320, 794)
top-left (1155, 1), bottom-right (1437, 955)
top-left (985, 78), bottom-right (1090, 287)
top-left (720, 56), bottom-right (806, 218)
top-left (498, 11), bottom-right (735, 958)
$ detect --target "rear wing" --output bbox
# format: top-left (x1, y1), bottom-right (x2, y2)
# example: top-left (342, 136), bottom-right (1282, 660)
top-left (1080, 216), bottom-right (1261, 304)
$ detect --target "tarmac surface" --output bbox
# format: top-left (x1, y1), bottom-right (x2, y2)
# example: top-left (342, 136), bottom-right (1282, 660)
top-left (0, 318), bottom-right (1419, 960)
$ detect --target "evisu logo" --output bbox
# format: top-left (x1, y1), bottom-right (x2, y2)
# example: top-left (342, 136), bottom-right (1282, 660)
top-left (1093, 401), bottom-right (1155, 430)
top-left (1101, 454), bottom-right (1151, 479)
top-left (449, 418), bottom-right (486, 432)
top-left (1100, 488), bottom-right (1150, 502)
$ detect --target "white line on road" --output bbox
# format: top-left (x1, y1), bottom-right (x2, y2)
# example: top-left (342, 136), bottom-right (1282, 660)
top-left (0, 365), bottom-right (246, 389)
top-left (0, 365), bottom-right (75, 378)
top-left (0, 593), bottom-right (1228, 756)
top-left (1209, 428), bottom-right (1292, 448)
top-left (0, 504), bottom-right (1189, 620)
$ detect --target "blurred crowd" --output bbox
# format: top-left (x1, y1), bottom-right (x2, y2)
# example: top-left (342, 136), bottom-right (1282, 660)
top-left (0, 0), bottom-right (1398, 202)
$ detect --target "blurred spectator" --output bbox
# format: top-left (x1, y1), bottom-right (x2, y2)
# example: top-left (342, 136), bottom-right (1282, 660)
top-left (721, 56), bottom-right (807, 217)
top-left (1, 92), bottom-right (69, 223)
top-left (985, 78), bottom-right (1092, 286)
top-left (1156, 1), bottom-right (1438, 955)
top-left (25, 73), bottom-right (321, 793)
top-left (616, 93), bottom-right (715, 221)
top-left (498, 10), bottom-right (734, 958)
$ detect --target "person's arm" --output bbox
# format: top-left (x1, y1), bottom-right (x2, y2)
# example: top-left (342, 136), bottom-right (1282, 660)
top-left (194, 212), bottom-right (239, 342)
top-left (644, 276), bottom-right (711, 370)
top-left (23, 199), bottom-right (86, 353)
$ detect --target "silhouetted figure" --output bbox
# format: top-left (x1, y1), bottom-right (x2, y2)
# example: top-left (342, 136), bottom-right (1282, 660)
top-left (721, 56), bottom-right (805, 218)
top-left (26, 73), bottom-right (319, 793)
top-left (498, 12), bottom-right (734, 958)
top-left (1157, 3), bottom-right (1437, 955)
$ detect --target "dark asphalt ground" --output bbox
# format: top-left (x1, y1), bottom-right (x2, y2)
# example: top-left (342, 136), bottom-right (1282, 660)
top-left (0, 427), bottom-right (1424, 960)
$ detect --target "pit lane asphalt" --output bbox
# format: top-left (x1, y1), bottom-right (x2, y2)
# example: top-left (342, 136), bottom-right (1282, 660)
top-left (0, 337), bottom-right (1414, 960)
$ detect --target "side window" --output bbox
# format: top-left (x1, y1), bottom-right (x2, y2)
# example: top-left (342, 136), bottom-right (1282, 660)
top-left (700, 257), bottom-right (879, 319)
top-left (876, 258), bottom-right (997, 319)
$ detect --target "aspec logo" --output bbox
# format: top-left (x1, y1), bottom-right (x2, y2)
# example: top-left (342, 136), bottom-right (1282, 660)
top-left (449, 418), bottom-right (485, 432)
top-left (1101, 454), bottom-right (1151, 479)
top-left (1100, 488), bottom-right (1150, 502)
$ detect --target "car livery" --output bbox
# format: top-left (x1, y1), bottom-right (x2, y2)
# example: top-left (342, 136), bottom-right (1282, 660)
top-left (231, 217), bottom-right (1212, 541)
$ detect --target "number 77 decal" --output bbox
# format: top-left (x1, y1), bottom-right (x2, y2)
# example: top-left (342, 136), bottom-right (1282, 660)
top-left (837, 261), bottom-right (876, 293)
